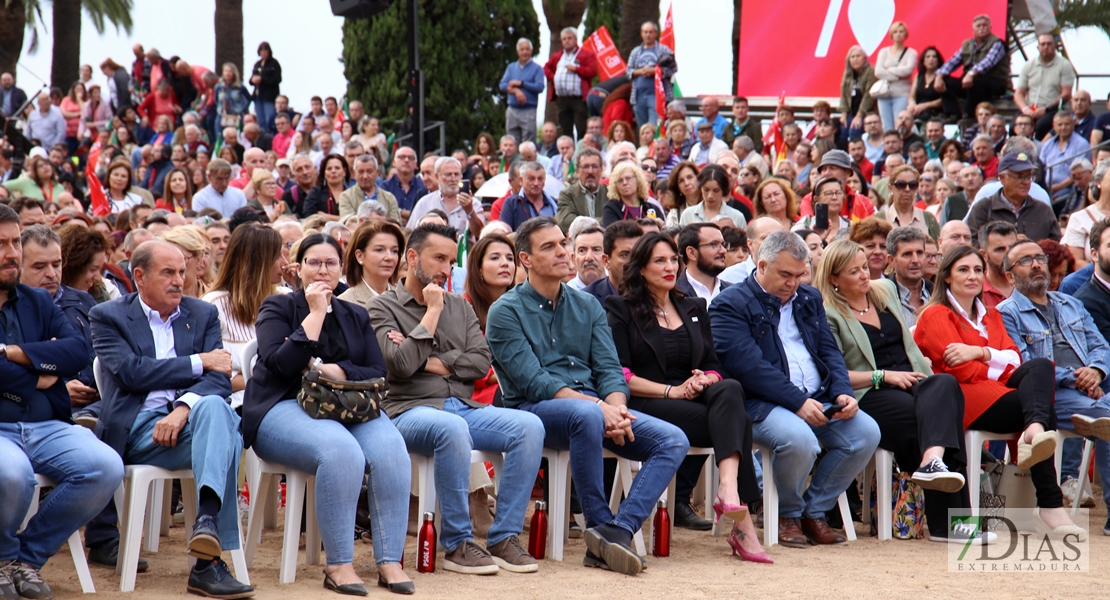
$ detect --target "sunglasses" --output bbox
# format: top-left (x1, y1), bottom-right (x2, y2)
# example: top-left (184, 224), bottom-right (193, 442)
top-left (891, 180), bottom-right (919, 191)
top-left (641, 165), bottom-right (658, 173)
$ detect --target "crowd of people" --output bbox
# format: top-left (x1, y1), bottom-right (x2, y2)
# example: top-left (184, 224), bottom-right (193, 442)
top-left (2, 11), bottom-right (1110, 600)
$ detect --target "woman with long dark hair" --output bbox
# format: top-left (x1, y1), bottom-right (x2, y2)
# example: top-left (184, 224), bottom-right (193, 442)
top-left (249, 41), bottom-right (282, 131)
top-left (204, 224), bottom-right (288, 407)
top-left (156, 167), bottom-right (194, 213)
top-left (304, 154), bottom-right (349, 219)
top-left (908, 46), bottom-right (945, 119)
top-left (679, 164), bottom-right (747, 228)
top-left (463, 234), bottom-right (519, 405)
top-left (914, 245), bottom-right (1085, 539)
top-left (666, 161), bottom-right (700, 226)
top-left (605, 232), bottom-right (771, 564)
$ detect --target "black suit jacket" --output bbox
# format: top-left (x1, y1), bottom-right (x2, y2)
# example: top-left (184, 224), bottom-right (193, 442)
top-left (604, 293), bottom-right (724, 388)
top-left (584, 277), bottom-right (618, 307)
top-left (241, 291), bottom-right (387, 448)
top-left (1075, 276), bottom-right (1110, 341)
top-left (90, 294), bottom-right (231, 454)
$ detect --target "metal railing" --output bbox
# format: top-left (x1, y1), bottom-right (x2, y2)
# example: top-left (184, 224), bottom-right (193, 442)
top-left (392, 120), bottom-right (446, 156)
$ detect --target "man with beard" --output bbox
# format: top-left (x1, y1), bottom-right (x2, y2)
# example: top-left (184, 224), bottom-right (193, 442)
top-left (676, 223), bottom-right (731, 303)
top-left (568, 225), bottom-right (605, 290)
top-left (0, 206), bottom-right (123, 600)
top-left (88, 241), bottom-right (251, 599)
top-left (584, 221), bottom-right (644, 305)
top-left (977, 220), bottom-right (1017, 308)
top-left (369, 223), bottom-right (544, 575)
top-left (886, 227), bottom-right (932, 327)
top-left (556, 148), bottom-right (605, 233)
top-left (998, 239), bottom-right (1110, 527)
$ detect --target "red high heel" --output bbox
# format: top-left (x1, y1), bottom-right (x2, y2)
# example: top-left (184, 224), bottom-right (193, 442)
top-left (727, 529), bottom-right (773, 564)
top-left (713, 494), bottom-right (749, 525)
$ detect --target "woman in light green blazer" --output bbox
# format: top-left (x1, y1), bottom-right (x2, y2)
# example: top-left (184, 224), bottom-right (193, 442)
top-left (815, 239), bottom-right (975, 543)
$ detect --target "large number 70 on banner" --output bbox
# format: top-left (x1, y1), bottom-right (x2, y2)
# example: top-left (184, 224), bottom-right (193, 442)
top-left (736, 0), bottom-right (1009, 97)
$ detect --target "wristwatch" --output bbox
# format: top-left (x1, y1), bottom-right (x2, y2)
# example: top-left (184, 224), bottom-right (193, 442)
top-left (310, 357), bottom-right (323, 371)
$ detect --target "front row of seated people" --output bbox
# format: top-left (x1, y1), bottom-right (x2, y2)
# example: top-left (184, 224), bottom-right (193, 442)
top-left (6, 207), bottom-right (1110, 597)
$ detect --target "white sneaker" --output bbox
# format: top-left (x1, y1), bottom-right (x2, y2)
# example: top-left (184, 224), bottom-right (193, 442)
top-left (1060, 477), bottom-right (1096, 508)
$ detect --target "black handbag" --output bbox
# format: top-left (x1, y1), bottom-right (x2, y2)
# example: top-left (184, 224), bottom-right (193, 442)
top-left (297, 370), bottom-right (387, 424)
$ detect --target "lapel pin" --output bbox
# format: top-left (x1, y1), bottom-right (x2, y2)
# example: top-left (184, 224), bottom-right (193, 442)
top-left (186, 323), bottom-right (191, 329)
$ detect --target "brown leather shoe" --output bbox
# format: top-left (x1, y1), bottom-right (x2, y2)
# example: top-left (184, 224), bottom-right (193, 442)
top-left (801, 517), bottom-right (847, 545)
top-left (777, 518), bottom-right (808, 548)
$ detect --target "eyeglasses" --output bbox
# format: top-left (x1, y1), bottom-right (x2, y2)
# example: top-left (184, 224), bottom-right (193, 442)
top-left (819, 191), bottom-right (845, 199)
top-left (698, 241), bottom-right (731, 251)
top-left (1003, 171), bottom-right (1035, 182)
top-left (641, 165), bottom-right (658, 173)
top-left (303, 258), bottom-right (340, 270)
top-left (891, 180), bottom-right (919, 191)
top-left (1013, 254), bottom-right (1049, 268)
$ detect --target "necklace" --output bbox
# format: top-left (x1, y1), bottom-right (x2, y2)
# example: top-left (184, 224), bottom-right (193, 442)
top-left (847, 299), bottom-right (870, 316)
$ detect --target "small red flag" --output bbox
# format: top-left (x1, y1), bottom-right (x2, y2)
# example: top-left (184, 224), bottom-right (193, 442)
top-left (85, 146), bottom-right (110, 216)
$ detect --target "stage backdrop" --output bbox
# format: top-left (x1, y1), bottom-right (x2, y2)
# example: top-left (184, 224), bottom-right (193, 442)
top-left (736, 0), bottom-right (1010, 97)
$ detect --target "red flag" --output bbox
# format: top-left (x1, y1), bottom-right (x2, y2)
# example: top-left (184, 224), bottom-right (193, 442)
top-left (583, 26), bottom-right (625, 82)
top-left (654, 66), bottom-right (666, 120)
top-left (85, 142), bottom-right (110, 216)
top-left (762, 92), bottom-right (787, 165)
top-left (660, 3), bottom-right (675, 52)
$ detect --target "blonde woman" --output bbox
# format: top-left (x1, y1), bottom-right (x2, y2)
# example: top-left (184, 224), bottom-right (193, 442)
top-left (247, 168), bottom-right (290, 222)
top-left (601, 161), bottom-right (665, 227)
top-left (873, 22), bottom-right (917, 131)
top-left (839, 45), bottom-right (876, 137)
top-left (161, 226), bottom-right (212, 298)
top-left (753, 178), bottom-right (799, 231)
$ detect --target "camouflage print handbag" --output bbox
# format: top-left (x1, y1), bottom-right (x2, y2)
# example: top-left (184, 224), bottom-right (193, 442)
top-left (297, 370), bottom-right (387, 424)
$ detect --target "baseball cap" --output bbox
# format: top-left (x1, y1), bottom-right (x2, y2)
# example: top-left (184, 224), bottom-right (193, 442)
top-left (998, 152), bottom-right (1035, 173)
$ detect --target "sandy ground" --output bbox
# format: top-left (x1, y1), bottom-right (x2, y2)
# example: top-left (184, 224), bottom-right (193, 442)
top-left (39, 493), bottom-right (1110, 600)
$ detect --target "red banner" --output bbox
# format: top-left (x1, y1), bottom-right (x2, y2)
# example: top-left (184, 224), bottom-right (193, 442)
top-left (736, 0), bottom-right (1008, 97)
top-left (660, 3), bottom-right (675, 52)
top-left (584, 26), bottom-right (625, 82)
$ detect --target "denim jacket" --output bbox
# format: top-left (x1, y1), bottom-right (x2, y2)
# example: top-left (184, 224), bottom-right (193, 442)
top-left (997, 289), bottom-right (1110, 389)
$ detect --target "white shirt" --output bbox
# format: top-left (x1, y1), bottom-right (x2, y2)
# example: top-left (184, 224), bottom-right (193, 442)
top-left (758, 280), bottom-right (821, 395)
top-left (192, 184), bottom-right (247, 217)
top-left (408, 191), bottom-right (485, 238)
top-left (138, 297), bottom-right (203, 413)
top-left (1063, 205), bottom-right (1107, 262)
top-left (945, 290), bottom-right (1020, 381)
top-left (684, 270), bottom-right (721, 302)
top-left (719, 257), bottom-right (756, 285)
top-left (567, 276), bottom-right (588, 291)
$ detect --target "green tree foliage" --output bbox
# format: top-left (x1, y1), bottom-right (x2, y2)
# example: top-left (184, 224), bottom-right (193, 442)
top-left (583, 0), bottom-right (620, 41)
top-left (343, 0), bottom-right (540, 151)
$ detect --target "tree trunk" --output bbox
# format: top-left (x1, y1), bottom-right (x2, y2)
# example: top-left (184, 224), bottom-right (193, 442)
top-left (0, 0), bottom-right (27, 78)
top-left (51, 0), bottom-right (82, 92)
top-left (618, 0), bottom-right (658, 59)
top-left (214, 0), bottom-right (244, 78)
top-left (732, 0), bottom-right (742, 96)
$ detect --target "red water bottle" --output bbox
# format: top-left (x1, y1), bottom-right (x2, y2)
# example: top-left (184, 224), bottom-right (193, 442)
top-left (417, 512), bottom-right (436, 573)
top-left (528, 501), bottom-right (547, 560)
top-left (652, 500), bottom-right (670, 557)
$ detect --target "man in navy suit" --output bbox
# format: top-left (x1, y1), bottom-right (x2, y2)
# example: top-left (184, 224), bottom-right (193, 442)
top-left (583, 221), bottom-right (643, 305)
top-left (0, 205), bottom-right (123, 600)
top-left (89, 240), bottom-right (253, 599)
top-left (710, 231), bottom-right (880, 548)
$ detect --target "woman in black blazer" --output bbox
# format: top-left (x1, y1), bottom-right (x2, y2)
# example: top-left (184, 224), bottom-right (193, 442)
top-left (605, 232), bottom-right (771, 564)
top-left (243, 233), bottom-right (414, 595)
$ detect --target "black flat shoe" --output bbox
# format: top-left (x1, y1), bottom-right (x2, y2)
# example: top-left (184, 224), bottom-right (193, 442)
top-left (87, 541), bottom-right (149, 573)
top-left (187, 558), bottom-right (254, 599)
top-left (377, 574), bottom-right (415, 595)
top-left (323, 571), bottom-right (368, 597)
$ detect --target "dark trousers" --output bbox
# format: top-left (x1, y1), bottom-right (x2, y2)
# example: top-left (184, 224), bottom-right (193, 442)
top-left (1034, 106), bottom-right (1060, 141)
top-left (939, 75), bottom-right (1008, 119)
top-left (627, 379), bottom-right (759, 505)
top-left (555, 95), bottom-right (589, 143)
top-left (858, 373), bottom-right (969, 536)
top-left (967, 357), bottom-right (1063, 509)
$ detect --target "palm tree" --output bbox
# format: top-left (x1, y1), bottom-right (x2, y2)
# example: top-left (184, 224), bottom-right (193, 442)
top-left (0, 0), bottom-right (29, 78)
top-left (541, 0), bottom-right (586, 57)
top-left (618, 0), bottom-right (658, 59)
top-left (214, 0), bottom-right (243, 79)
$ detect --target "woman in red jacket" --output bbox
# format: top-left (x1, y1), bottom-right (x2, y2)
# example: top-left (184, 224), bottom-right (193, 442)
top-left (914, 245), bottom-right (1085, 539)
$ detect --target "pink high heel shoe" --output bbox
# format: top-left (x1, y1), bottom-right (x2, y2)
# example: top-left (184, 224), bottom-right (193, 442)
top-left (727, 529), bottom-right (773, 564)
top-left (713, 494), bottom-right (749, 525)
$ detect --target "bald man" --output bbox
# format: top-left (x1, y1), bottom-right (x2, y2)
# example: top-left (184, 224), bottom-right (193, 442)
top-left (228, 147), bottom-right (281, 201)
top-left (937, 220), bottom-right (973, 257)
top-left (719, 217), bottom-right (785, 284)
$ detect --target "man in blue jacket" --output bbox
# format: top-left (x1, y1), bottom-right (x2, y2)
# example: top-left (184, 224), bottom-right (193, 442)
top-left (499, 38), bottom-right (545, 145)
top-left (0, 205), bottom-right (123, 600)
top-left (710, 231), bottom-right (880, 548)
top-left (88, 240), bottom-right (252, 599)
top-left (498, 162), bottom-right (558, 231)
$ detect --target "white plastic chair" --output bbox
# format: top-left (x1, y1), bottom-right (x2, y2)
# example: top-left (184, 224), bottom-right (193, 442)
top-left (541, 448), bottom-right (572, 561)
top-left (20, 475), bottom-right (95, 594)
top-left (410, 450), bottom-right (505, 549)
top-left (860, 448), bottom-right (894, 541)
top-left (239, 338), bottom-right (322, 584)
top-left (965, 430), bottom-right (1019, 515)
top-left (753, 444), bottom-right (856, 547)
top-left (1055, 430), bottom-right (1096, 517)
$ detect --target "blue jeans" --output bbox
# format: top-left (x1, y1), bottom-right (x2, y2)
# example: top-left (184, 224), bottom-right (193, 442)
top-left (877, 96), bottom-right (909, 132)
top-left (254, 99), bottom-right (276, 133)
top-left (1051, 387), bottom-right (1110, 508)
top-left (633, 93), bottom-right (655, 129)
top-left (391, 398), bottom-right (544, 551)
top-left (0, 421), bottom-right (123, 568)
top-left (125, 396), bottom-right (243, 550)
top-left (752, 405), bottom-right (880, 519)
top-left (253, 400), bottom-right (410, 565)
top-left (517, 399), bottom-right (688, 536)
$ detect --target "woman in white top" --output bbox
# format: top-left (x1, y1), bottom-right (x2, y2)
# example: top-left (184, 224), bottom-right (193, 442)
top-left (103, 158), bottom-right (144, 213)
top-left (680, 164), bottom-right (747, 228)
top-left (1063, 161), bottom-right (1110, 269)
top-left (873, 22), bottom-right (918, 131)
top-left (338, 220), bottom-right (405, 310)
top-left (203, 224), bottom-right (289, 409)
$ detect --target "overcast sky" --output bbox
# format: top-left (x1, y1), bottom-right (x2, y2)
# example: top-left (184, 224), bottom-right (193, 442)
top-left (13, 0), bottom-right (1110, 122)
